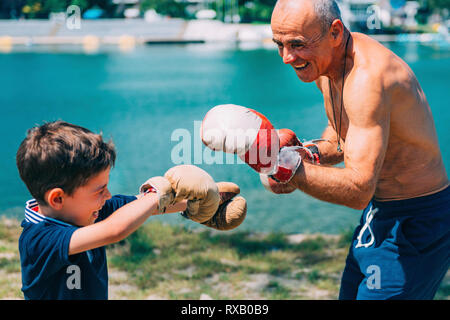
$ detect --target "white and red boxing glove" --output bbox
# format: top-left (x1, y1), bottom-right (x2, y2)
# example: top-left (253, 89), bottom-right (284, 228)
top-left (201, 104), bottom-right (280, 175)
top-left (302, 139), bottom-right (323, 164)
top-left (259, 129), bottom-right (324, 193)
top-left (201, 104), bottom-right (302, 184)
top-left (276, 128), bottom-right (322, 165)
top-left (259, 129), bottom-right (301, 194)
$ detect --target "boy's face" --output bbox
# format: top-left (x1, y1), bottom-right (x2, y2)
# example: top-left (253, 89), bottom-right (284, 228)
top-left (60, 167), bottom-right (112, 226)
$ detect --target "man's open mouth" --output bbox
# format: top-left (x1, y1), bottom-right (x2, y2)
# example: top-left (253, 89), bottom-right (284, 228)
top-left (294, 62), bottom-right (309, 70)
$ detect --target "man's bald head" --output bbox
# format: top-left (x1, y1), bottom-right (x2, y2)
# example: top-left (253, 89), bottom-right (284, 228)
top-left (273, 0), bottom-right (342, 33)
top-left (271, 0), bottom-right (348, 82)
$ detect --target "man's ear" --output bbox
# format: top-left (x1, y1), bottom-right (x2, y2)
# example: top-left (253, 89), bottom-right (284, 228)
top-left (45, 188), bottom-right (65, 210)
top-left (330, 19), bottom-right (344, 46)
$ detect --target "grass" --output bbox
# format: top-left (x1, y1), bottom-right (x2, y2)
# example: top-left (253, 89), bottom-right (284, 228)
top-left (0, 217), bottom-right (448, 300)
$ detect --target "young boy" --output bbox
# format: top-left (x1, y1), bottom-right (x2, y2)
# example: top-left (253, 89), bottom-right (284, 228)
top-left (16, 121), bottom-right (246, 300)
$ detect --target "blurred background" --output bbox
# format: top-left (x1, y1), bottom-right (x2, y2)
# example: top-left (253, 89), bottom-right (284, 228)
top-left (0, 0), bottom-right (449, 234)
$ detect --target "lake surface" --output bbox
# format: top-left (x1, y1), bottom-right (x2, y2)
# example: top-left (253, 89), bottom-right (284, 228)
top-left (1, 41), bottom-right (449, 234)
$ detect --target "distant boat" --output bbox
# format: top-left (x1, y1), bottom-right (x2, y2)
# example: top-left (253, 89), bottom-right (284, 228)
top-left (195, 10), bottom-right (217, 20)
top-left (83, 7), bottom-right (104, 20)
top-left (124, 8), bottom-right (140, 19)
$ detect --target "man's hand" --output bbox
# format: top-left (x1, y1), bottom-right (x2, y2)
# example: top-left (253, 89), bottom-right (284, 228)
top-left (259, 129), bottom-right (301, 194)
top-left (260, 129), bottom-right (324, 194)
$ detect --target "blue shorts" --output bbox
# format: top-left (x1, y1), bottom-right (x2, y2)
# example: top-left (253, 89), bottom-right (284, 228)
top-left (339, 186), bottom-right (450, 300)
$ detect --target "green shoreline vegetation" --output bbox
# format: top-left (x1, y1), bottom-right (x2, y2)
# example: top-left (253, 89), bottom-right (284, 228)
top-left (0, 217), bottom-right (448, 300)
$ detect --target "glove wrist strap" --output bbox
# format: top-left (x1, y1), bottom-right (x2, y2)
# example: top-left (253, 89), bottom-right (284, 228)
top-left (270, 146), bottom-right (303, 183)
top-left (302, 139), bottom-right (328, 164)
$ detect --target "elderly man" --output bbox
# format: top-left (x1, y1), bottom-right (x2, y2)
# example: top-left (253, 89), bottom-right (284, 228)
top-left (270, 0), bottom-right (449, 299)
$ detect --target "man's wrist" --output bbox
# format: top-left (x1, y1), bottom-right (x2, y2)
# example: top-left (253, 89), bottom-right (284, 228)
top-left (302, 139), bottom-right (327, 164)
top-left (290, 160), bottom-right (307, 189)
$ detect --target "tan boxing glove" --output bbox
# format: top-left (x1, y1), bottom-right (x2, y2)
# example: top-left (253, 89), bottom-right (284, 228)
top-left (200, 182), bottom-right (247, 231)
top-left (140, 165), bottom-right (219, 223)
top-left (140, 165), bottom-right (247, 230)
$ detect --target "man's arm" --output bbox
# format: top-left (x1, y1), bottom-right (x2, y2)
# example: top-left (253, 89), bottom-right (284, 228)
top-left (315, 121), bottom-right (345, 166)
top-left (313, 78), bottom-right (344, 166)
top-left (69, 195), bottom-right (187, 255)
top-left (291, 77), bottom-right (390, 209)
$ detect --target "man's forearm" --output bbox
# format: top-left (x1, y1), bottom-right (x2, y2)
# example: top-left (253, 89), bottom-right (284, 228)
top-left (316, 140), bottom-right (344, 166)
top-left (291, 162), bottom-right (373, 210)
top-left (315, 125), bottom-right (344, 166)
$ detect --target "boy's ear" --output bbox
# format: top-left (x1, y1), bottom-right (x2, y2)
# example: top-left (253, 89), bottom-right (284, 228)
top-left (45, 188), bottom-right (65, 210)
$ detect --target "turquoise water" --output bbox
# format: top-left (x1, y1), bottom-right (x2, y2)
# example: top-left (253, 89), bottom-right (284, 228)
top-left (1, 42), bottom-right (449, 234)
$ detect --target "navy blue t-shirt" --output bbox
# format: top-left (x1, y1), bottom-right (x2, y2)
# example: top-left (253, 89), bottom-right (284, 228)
top-left (19, 194), bottom-right (136, 300)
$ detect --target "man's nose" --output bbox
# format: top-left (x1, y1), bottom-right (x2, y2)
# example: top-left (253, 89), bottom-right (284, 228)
top-left (282, 48), bottom-right (296, 64)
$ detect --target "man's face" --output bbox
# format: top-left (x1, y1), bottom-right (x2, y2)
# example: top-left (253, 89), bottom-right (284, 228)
top-left (62, 168), bottom-right (112, 226)
top-left (271, 1), bottom-right (332, 82)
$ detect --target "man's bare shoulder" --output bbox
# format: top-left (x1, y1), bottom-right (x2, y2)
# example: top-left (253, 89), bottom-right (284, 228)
top-left (352, 32), bottom-right (415, 91)
top-left (344, 35), bottom-right (395, 121)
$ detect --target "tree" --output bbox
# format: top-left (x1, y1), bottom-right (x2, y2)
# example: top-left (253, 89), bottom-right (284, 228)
top-left (140, 0), bottom-right (188, 18)
top-left (238, 0), bottom-right (277, 23)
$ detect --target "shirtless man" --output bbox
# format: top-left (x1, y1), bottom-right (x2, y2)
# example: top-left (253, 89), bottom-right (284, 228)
top-left (269, 0), bottom-right (449, 299)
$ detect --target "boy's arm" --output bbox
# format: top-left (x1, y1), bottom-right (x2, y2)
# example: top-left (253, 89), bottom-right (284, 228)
top-left (69, 194), bottom-right (186, 255)
top-left (135, 193), bottom-right (187, 212)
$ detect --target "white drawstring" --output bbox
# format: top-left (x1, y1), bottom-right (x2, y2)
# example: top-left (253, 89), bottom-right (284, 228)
top-left (355, 204), bottom-right (378, 248)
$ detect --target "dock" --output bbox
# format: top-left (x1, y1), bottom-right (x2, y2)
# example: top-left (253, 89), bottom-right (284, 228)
top-left (0, 18), bottom-right (447, 53)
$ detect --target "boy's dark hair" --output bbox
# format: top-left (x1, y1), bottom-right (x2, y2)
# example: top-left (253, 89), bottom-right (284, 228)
top-left (16, 121), bottom-right (116, 204)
